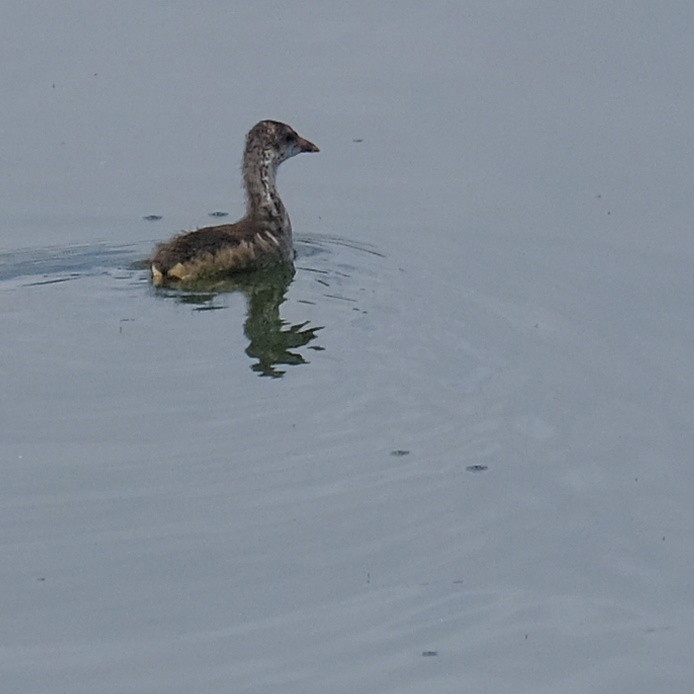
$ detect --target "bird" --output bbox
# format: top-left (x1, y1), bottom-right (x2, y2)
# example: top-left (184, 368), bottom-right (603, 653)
top-left (150, 120), bottom-right (319, 286)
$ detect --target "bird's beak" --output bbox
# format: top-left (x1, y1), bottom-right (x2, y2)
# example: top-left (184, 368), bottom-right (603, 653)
top-left (297, 136), bottom-right (319, 153)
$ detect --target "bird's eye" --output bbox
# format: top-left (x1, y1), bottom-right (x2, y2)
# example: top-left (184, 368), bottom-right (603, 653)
top-left (284, 133), bottom-right (294, 143)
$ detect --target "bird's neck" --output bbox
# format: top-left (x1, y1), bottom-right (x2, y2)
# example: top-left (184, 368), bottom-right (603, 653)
top-left (243, 147), bottom-right (289, 232)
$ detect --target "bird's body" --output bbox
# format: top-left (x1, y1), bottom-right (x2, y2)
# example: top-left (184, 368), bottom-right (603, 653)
top-left (150, 120), bottom-right (318, 286)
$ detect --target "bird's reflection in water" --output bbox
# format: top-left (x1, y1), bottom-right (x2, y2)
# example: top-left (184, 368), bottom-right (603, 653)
top-left (160, 263), bottom-right (323, 377)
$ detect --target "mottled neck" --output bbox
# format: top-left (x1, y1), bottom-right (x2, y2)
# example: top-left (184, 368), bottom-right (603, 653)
top-left (243, 147), bottom-right (288, 229)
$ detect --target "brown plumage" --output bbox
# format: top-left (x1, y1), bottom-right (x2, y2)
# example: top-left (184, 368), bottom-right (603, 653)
top-left (150, 120), bottom-right (319, 286)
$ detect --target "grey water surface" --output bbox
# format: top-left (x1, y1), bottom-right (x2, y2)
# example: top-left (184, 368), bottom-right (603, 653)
top-left (2, 2), bottom-right (694, 693)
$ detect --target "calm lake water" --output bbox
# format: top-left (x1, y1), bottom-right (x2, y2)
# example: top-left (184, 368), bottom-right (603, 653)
top-left (2, 3), bottom-right (694, 693)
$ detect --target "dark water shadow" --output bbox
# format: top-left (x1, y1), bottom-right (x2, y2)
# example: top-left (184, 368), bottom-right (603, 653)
top-left (152, 234), bottom-right (386, 378)
top-left (156, 263), bottom-right (323, 378)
